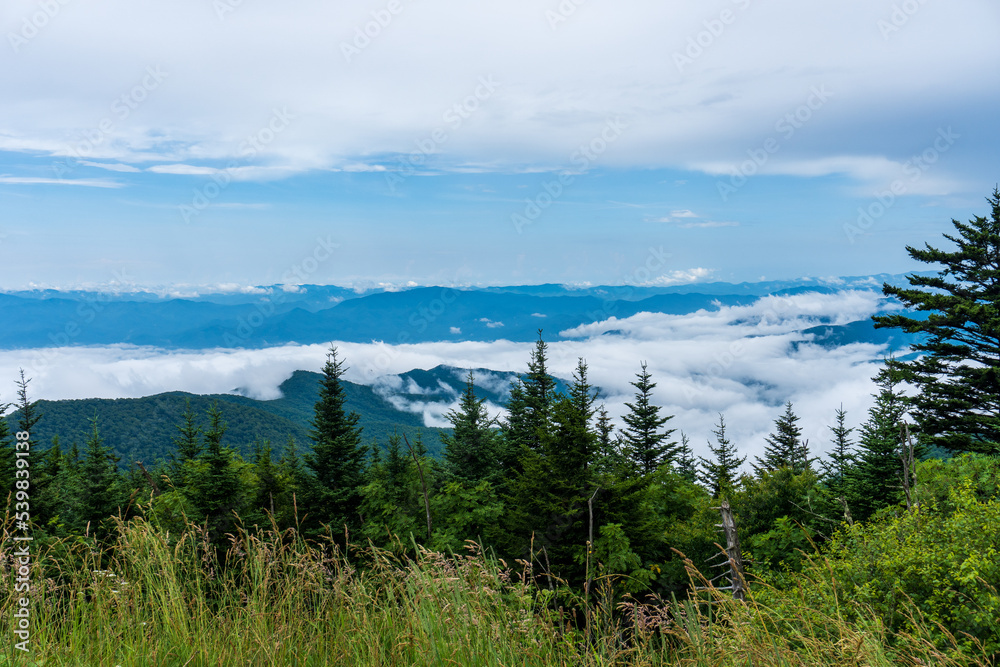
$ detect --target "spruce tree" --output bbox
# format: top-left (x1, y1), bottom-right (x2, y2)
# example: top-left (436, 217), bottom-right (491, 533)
top-left (14, 370), bottom-right (41, 435)
top-left (191, 403), bottom-right (244, 544)
top-left (170, 399), bottom-right (202, 488)
top-left (754, 402), bottom-right (810, 474)
top-left (675, 432), bottom-right (699, 483)
top-left (821, 405), bottom-right (856, 496)
top-left (620, 362), bottom-right (677, 475)
top-left (698, 414), bottom-right (745, 498)
top-left (305, 346), bottom-right (366, 535)
top-left (78, 415), bottom-right (121, 537)
top-left (874, 187), bottom-right (1000, 453)
top-left (251, 440), bottom-right (282, 523)
top-left (503, 331), bottom-right (559, 458)
top-left (441, 372), bottom-right (501, 483)
top-left (851, 364), bottom-right (908, 521)
top-left (0, 397), bottom-right (13, 502)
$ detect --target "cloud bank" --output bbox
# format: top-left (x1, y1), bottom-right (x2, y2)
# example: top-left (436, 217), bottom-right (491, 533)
top-left (0, 290), bottom-right (902, 470)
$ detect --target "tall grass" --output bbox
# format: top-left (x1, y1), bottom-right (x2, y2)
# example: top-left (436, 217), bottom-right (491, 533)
top-left (0, 516), bottom-right (991, 666)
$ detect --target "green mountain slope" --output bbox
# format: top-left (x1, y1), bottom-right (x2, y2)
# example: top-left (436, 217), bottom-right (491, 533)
top-left (7, 371), bottom-right (446, 469)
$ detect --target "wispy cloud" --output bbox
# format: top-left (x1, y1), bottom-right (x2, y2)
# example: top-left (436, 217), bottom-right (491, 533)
top-left (0, 176), bottom-right (123, 188)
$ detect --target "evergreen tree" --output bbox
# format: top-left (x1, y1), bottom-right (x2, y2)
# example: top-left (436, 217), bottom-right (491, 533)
top-left (851, 364), bottom-right (909, 521)
top-left (440, 371), bottom-right (501, 483)
top-left (698, 414), bottom-right (745, 498)
top-left (14, 370), bottom-right (41, 434)
top-left (592, 405), bottom-right (626, 476)
top-left (191, 403), bottom-right (244, 544)
top-left (503, 331), bottom-right (560, 459)
top-left (169, 399), bottom-right (202, 488)
top-left (754, 402), bottom-right (810, 474)
top-left (276, 436), bottom-right (308, 528)
top-left (675, 433), bottom-right (698, 483)
top-left (78, 415), bottom-right (121, 537)
top-left (0, 396), bottom-right (13, 502)
top-left (821, 405), bottom-right (856, 496)
top-left (251, 440), bottom-right (282, 524)
top-left (304, 346), bottom-right (366, 535)
top-left (873, 187), bottom-right (1000, 453)
top-left (620, 362), bottom-right (677, 475)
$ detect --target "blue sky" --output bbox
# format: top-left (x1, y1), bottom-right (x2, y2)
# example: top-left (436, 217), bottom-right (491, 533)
top-left (1, 0), bottom-right (999, 290)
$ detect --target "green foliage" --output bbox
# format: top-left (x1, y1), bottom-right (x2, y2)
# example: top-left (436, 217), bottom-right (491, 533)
top-left (821, 471), bottom-right (1000, 660)
top-left (849, 362), bottom-right (909, 521)
top-left (734, 467), bottom-right (831, 572)
top-left (753, 401), bottom-right (811, 474)
top-left (440, 371), bottom-right (502, 484)
top-left (305, 346), bottom-right (366, 536)
top-left (874, 187), bottom-right (1000, 454)
top-left (620, 362), bottom-right (677, 475)
top-left (697, 414), bottom-right (745, 498)
top-left (821, 404), bottom-right (855, 497)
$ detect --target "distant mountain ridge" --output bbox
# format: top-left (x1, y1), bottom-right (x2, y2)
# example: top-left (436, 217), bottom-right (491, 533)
top-left (0, 273), bottom-right (928, 350)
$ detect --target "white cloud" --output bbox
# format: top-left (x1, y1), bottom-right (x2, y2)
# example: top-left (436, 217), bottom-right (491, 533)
top-left (671, 209), bottom-right (698, 218)
top-left (679, 221), bottom-right (739, 229)
top-left (77, 161), bottom-right (142, 173)
top-left (645, 268), bottom-right (714, 286)
top-left (0, 176), bottom-right (123, 188)
top-left (0, 290), bottom-right (905, 472)
top-left (0, 0), bottom-right (993, 188)
top-left (449, 326), bottom-right (462, 334)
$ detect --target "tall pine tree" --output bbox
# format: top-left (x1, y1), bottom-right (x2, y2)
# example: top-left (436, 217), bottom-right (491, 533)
top-left (620, 362), bottom-right (677, 475)
top-left (873, 188), bottom-right (1000, 453)
top-left (304, 346), bottom-right (366, 535)
top-left (851, 364), bottom-right (908, 521)
top-left (753, 402), bottom-right (810, 474)
top-left (821, 405), bottom-right (855, 497)
top-left (698, 414), bottom-right (745, 498)
top-left (440, 371), bottom-right (501, 483)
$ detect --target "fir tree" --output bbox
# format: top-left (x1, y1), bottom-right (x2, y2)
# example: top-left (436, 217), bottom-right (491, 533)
top-left (191, 403), bottom-right (244, 544)
top-left (821, 405), bottom-right (856, 496)
top-left (78, 415), bottom-right (121, 537)
top-left (0, 396), bottom-right (13, 501)
top-left (874, 188), bottom-right (1000, 453)
top-left (251, 440), bottom-right (282, 523)
top-left (620, 362), bottom-right (677, 475)
top-left (851, 364), bottom-right (909, 521)
top-left (754, 402), bottom-right (810, 474)
top-left (503, 331), bottom-right (560, 458)
top-left (304, 346), bottom-right (366, 535)
top-left (169, 399), bottom-right (202, 488)
top-left (698, 414), bottom-right (745, 498)
top-left (675, 432), bottom-right (698, 484)
top-left (14, 370), bottom-right (41, 434)
top-left (441, 371), bottom-right (501, 483)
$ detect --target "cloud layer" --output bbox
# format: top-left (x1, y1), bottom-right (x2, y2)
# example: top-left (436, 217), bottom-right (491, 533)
top-left (0, 290), bottom-right (900, 470)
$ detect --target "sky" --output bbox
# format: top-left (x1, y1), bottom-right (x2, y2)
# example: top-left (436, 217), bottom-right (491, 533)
top-left (1, 0), bottom-right (999, 290)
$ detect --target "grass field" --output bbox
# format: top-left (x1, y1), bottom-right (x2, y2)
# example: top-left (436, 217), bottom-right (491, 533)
top-left (0, 515), bottom-right (990, 666)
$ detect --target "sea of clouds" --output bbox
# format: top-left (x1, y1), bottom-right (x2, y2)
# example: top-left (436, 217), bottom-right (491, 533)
top-left (0, 290), bottom-right (902, 468)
